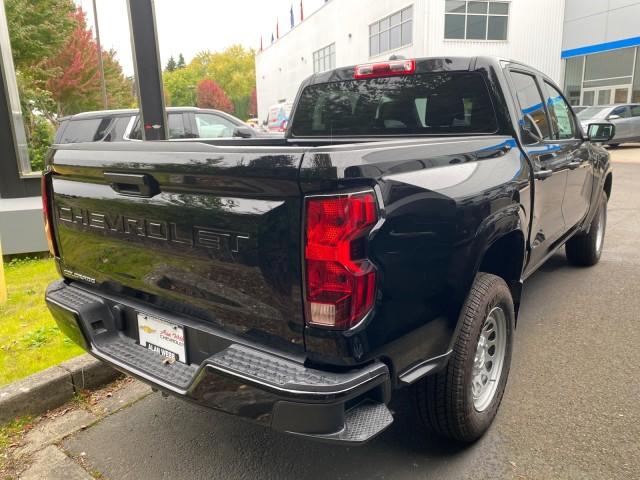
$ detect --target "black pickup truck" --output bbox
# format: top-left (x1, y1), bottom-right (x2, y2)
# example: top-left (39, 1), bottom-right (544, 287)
top-left (43, 57), bottom-right (614, 445)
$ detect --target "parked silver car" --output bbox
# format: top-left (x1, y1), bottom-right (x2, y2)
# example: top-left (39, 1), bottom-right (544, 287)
top-left (577, 104), bottom-right (640, 146)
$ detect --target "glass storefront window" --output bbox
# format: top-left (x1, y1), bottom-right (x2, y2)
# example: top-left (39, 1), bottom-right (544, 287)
top-left (633, 47), bottom-right (640, 103)
top-left (564, 56), bottom-right (584, 106)
top-left (584, 47), bottom-right (635, 82)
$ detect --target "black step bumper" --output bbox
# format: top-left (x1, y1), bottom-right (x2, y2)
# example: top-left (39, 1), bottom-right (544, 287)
top-left (45, 280), bottom-right (393, 444)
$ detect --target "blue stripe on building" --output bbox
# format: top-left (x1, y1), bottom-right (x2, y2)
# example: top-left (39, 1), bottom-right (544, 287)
top-left (562, 36), bottom-right (640, 59)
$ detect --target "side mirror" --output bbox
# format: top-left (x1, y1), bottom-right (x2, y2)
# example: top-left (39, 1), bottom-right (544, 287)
top-left (587, 123), bottom-right (616, 143)
top-left (232, 126), bottom-right (254, 138)
top-left (607, 114), bottom-right (621, 120)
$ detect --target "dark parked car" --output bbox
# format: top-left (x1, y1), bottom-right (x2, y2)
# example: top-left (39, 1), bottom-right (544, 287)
top-left (43, 56), bottom-right (613, 446)
top-left (54, 107), bottom-right (259, 144)
top-left (577, 104), bottom-right (640, 146)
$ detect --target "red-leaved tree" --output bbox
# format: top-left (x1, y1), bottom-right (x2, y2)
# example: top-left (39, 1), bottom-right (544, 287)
top-left (45, 7), bottom-right (100, 116)
top-left (248, 88), bottom-right (257, 118)
top-left (196, 79), bottom-right (234, 113)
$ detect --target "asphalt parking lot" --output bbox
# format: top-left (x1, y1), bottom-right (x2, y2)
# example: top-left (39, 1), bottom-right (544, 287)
top-left (18, 146), bottom-right (640, 479)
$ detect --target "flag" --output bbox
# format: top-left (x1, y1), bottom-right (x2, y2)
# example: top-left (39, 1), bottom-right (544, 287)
top-left (276, 18), bottom-right (280, 39)
top-left (300, 0), bottom-right (304, 21)
top-left (290, 5), bottom-right (295, 28)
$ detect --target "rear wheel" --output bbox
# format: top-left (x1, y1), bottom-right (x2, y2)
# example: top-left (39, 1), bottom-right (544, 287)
top-left (565, 194), bottom-right (607, 267)
top-left (414, 273), bottom-right (514, 443)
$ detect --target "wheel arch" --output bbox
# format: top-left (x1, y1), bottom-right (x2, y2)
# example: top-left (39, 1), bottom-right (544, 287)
top-left (477, 229), bottom-right (526, 321)
top-left (604, 172), bottom-right (612, 199)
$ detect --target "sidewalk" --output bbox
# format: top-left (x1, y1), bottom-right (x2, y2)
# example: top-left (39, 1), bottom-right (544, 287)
top-left (1, 377), bottom-right (153, 479)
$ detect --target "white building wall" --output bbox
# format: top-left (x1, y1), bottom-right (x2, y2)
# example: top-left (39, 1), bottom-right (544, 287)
top-left (425, 0), bottom-right (565, 82)
top-left (563, 0), bottom-right (640, 51)
top-left (256, 0), bottom-right (565, 123)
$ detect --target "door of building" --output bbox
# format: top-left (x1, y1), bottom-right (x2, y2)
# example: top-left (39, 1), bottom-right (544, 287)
top-left (581, 85), bottom-right (631, 106)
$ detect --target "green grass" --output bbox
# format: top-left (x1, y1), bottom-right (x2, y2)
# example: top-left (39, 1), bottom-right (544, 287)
top-left (0, 258), bottom-right (83, 386)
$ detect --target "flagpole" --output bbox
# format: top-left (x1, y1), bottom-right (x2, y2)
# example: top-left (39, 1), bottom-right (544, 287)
top-left (92, 0), bottom-right (108, 109)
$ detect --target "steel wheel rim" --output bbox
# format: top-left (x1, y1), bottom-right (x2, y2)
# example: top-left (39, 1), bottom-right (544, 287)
top-left (595, 206), bottom-right (605, 254)
top-left (471, 306), bottom-right (507, 412)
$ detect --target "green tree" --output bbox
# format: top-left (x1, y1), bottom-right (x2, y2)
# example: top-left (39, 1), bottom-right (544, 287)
top-left (163, 45), bottom-right (256, 117)
top-left (5, 0), bottom-right (75, 70)
top-left (5, 0), bottom-right (75, 169)
top-left (163, 66), bottom-right (199, 106)
top-left (165, 55), bottom-right (177, 72)
top-left (27, 115), bottom-right (54, 171)
top-left (103, 49), bottom-right (136, 109)
top-left (177, 53), bottom-right (186, 69)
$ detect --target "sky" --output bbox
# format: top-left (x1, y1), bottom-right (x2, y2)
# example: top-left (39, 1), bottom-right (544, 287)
top-left (75, 0), bottom-right (328, 76)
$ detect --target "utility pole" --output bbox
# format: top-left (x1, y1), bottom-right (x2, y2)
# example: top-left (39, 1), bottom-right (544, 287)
top-left (92, 0), bottom-right (108, 110)
top-left (126, 0), bottom-right (167, 140)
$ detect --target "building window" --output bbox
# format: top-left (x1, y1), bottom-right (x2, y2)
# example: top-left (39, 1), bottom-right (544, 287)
top-left (562, 46), bottom-right (639, 106)
top-left (369, 6), bottom-right (413, 57)
top-left (445, 1), bottom-right (509, 41)
top-left (313, 43), bottom-right (336, 73)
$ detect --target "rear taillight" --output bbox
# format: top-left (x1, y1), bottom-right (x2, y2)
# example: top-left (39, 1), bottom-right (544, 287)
top-left (41, 173), bottom-right (58, 257)
top-left (354, 59), bottom-right (416, 79)
top-left (304, 192), bottom-right (378, 329)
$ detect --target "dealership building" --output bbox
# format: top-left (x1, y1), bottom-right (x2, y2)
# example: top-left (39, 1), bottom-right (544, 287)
top-left (255, 0), bottom-right (640, 122)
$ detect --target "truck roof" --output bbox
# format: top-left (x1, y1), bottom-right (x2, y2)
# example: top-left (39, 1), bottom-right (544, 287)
top-left (59, 106), bottom-right (229, 122)
top-left (304, 55), bottom-right (551, 87)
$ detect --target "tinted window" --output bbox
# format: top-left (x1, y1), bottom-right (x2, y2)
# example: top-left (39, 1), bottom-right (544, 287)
top-left (630, 105), bottom-right (640, 117)
top-left (195, 113), bottom-right (236, 138)
top-left (543, 82), bottom-right (576, 140)
top-left (129, 113), bottom-right (188, 140)
top-left (610, 106), bottom-right (631, 119)
top-left (510, 72), bottom-right (551, 142)
top-left (54, 120), bottom-right (69, 143)
top-left (103, 116), bottom-right (132, 142)
top-left (59, 117), bottom-right (112, 144)
top-left (168, 114), bottom-right (188, 138)
top-left (577, 106), bottom-right (609, 120)
top-left (291, 72), bottom-right (498, 137)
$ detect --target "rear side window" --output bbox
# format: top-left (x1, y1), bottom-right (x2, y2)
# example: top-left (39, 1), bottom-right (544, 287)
top-left (58, 117), bottom-right (112, 143)
top-left (631, 105), bottom-right (640, 117)
top-left (130, 113), bottom-right (191, 139)
top-left (291, 72), bottom-right (498, 137)
top-left (53, 120), bottom-right (69, 143)
top-left (195, 113), bottom-right (236, 138)
top-left (168, 114), bottom-right (189, 138)
top-left (103, 116), bottom-right (132, 142)
top-left (510, 71), bottom-right (551, 142)
top-left (610, 106), bottom-right (631, 118)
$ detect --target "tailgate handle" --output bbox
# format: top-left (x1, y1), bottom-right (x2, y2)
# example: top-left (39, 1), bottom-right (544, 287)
top-left (104, 173), bottom-right (159, 197)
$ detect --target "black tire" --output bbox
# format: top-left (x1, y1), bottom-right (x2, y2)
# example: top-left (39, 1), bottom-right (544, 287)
top-left (414, 273), bottom-right (514, 443)
top-left (565, 194), bottom-right (607, 267)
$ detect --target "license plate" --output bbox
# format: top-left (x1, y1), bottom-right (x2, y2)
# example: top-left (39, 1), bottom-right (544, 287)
top-left (137, 314), bottom-right (186, 363)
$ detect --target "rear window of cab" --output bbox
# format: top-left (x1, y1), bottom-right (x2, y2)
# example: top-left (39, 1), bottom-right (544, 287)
top-left (291, 72), bottom-right (498, 137)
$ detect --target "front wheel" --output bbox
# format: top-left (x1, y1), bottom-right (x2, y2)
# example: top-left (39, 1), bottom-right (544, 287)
top-left (414, 273), bottom-right (514, 443)
top-left (565, 194), bottom-right (607, 267)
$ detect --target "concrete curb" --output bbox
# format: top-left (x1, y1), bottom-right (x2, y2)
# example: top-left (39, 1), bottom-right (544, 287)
top-left (0, 354), bottom-right (121, 424)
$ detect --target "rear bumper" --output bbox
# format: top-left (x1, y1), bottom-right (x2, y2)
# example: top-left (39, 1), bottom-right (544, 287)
top-left (45, 280), bottom-right (393, 444)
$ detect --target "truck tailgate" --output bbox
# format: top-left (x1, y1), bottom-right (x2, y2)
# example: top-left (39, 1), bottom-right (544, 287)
top-left (50, 142), bottom-right (306, 353)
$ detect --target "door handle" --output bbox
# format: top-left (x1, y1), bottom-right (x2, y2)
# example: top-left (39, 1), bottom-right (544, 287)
top-left (534, 169), bottom-right (553, 180)
top-left (104, 172), bottom-right (159, 197)
top-left (567, 161), bottom-right (581, 170)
